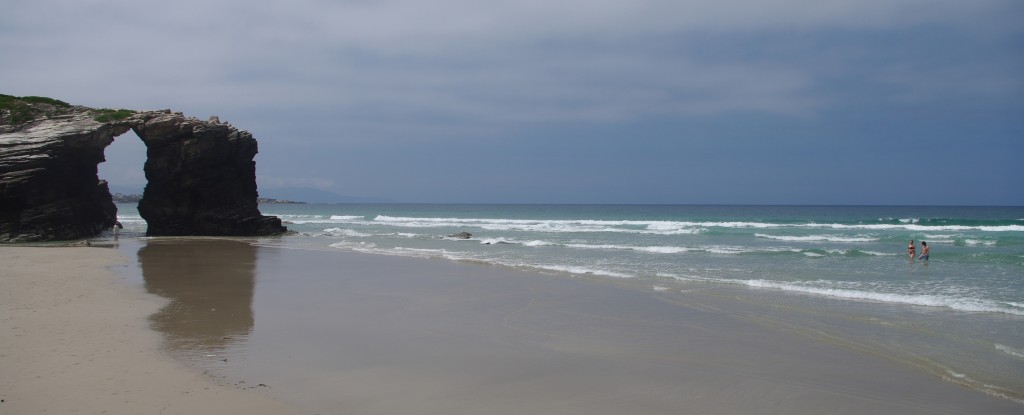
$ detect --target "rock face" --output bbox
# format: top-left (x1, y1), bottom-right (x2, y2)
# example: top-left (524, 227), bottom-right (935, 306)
top-left (448, 231), bottom-right (473, 239)
top-left (134, 111), bottom-right (286, 236)
top-left (1, 96), bottom-right (286, 241)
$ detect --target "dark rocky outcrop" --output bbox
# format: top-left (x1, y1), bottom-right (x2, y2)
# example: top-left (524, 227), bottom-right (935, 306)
top-left (1, 95), bottom-right (286, 242)
top-left (448, 231), bottom-right (473, 239)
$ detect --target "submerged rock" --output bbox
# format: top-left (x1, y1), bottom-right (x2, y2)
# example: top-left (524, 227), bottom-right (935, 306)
top-left (449, 231), bottom-right (473, 239)
top-left (0, 95), bottom-right (286, 241)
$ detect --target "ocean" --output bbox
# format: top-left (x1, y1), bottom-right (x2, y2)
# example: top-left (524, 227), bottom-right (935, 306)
top-left (112, 203), bottom-right (1024, 403)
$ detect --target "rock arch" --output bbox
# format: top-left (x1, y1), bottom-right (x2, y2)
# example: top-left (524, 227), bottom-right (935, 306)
top-left (1, 103), bottom-right (286, 242)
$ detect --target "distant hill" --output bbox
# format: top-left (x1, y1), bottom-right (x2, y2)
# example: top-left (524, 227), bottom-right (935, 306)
top-left (111, 192), bottom-right (142, 203)
top-left (257, 198), bottom-right (305, 204)
top-left (107, 184), bottom-right (145, 196)
top-left (257, 187), bottom-right (398, 204)
top-left (107, 184), bottom-right (396, 204)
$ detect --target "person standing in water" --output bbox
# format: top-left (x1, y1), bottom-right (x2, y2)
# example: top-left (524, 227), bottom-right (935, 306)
top-left (918, 241), bottom-right (929, 261)
top-left (907, 240), bottom-right (916, 260)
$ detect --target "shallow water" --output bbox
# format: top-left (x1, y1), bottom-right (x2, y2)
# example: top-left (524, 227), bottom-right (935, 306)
top-left (109, 203), bottom-right (1024, 408)
top-left (118, 204), bottom-right (1024, 317)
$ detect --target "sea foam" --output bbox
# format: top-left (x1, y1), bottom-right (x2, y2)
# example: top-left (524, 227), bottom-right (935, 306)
top-left (720, 279), bottom-right (1024, 316)
top-left (321, 228), bottom-right (370, 237)
top-left (535, 264), bottom-right (635, 278)
top-left (755, 233), bottom-right (878, 242)
top-left (995, 344), bottom-right (1024, 360)
top-left (368, 215), bottom-right (1024, 234)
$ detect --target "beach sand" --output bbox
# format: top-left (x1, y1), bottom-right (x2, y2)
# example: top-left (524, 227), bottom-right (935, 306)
top-left (3, 240), bottom-right (1021, 414)
top-left (0, 245), bottom-right (297, 414)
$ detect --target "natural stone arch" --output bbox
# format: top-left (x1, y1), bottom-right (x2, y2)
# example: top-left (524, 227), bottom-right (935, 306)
top-left (129, 111), bottom-right (285, 236)
top-left (1, 100), bottom-right (286, 242)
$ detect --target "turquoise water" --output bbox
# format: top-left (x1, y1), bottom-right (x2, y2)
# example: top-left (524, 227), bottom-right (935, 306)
top-left (117, 204), bottom-right (1024, 316)
top-left (113, 203), bottom-right (1024, 401)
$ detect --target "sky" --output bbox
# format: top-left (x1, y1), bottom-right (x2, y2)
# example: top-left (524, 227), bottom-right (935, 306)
top-left (3, 0), bottom-right (1022, 205)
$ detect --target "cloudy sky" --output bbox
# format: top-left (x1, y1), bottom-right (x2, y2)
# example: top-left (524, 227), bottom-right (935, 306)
top-left (3, 0), bottom-right (1022, 204)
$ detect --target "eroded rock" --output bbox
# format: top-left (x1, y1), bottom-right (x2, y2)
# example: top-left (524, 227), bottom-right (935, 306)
top-left (1, 96), bottom-right (286, 241)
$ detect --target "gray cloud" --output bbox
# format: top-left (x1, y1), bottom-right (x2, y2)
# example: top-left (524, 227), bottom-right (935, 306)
top-left (6, 0), bottom-right (1022, 203)
top-left (5, 0), bottom-right (1018, 120)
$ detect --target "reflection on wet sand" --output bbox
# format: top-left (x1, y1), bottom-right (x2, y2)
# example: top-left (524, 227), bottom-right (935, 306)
top-left (138, 239), bottom-right (258, 357)
top-left (128, 240), bottom-right (1023, 414)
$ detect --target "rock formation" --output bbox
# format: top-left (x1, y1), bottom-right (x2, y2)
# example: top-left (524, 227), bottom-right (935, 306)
top-left (448, 231), bottom-right (473, 239)
top-left (0, 94), bottom-right (286, 242)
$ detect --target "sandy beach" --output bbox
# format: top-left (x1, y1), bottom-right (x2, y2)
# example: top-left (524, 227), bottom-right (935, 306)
top-left (3, 240), bottom-right (1021, 414)
top-left (0, 245), bottom-right (297, 414)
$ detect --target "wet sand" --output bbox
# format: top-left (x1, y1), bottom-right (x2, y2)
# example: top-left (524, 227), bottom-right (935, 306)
top-left (123, 239), bottom-right (1021, 414)
top-left (0, 246), bottom-right (297, 414)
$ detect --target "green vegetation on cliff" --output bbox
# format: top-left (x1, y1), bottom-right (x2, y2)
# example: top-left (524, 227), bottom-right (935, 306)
top-left (1, 94), bottom-right (138, 126)
top-left (0, 94), bottom-right (73, 126)
top-left (92, 108), bottom-right (134, 122)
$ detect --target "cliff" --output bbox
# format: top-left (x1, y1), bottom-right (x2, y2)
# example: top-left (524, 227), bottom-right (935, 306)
top-left (0, 94), bottom-right (287, 242)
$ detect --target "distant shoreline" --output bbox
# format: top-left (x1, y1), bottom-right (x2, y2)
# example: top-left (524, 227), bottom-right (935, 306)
top-left (111, 193), bottom-right (305, 205)
top-left (256, 197), bottom-right (306, 204)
